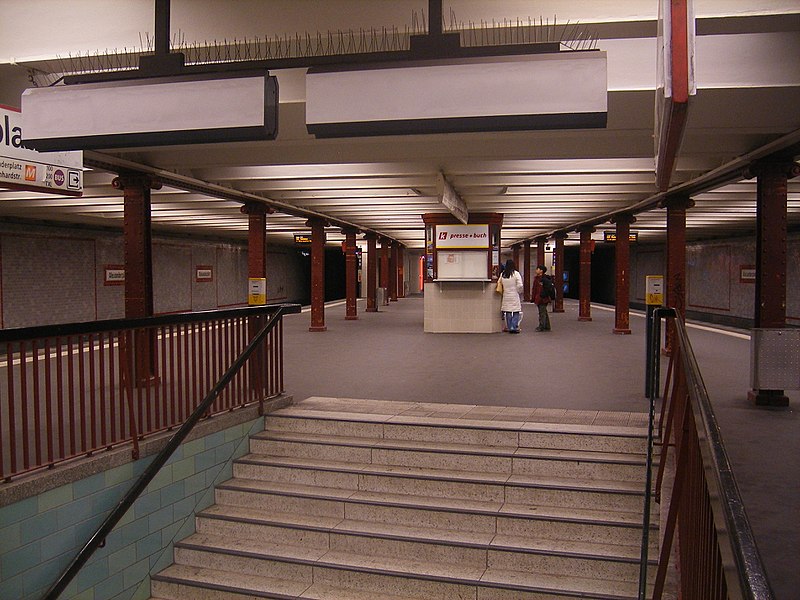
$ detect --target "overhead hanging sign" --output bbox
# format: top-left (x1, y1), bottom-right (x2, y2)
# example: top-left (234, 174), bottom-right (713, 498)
top-left (306, 52), bottom-right (607, 137)
top-left (604, 231), bottom-right (638, 243)
top-left (21, 72), bottom-right (278, 151)
top-left (0, 105), bottom-right (83, 195)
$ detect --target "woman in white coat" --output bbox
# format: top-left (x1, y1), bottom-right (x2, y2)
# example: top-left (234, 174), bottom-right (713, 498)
top-left (498, 259), bottom-right (524, 333)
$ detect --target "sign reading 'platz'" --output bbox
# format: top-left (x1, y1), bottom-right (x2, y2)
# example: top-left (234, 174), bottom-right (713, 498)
top-left (0, 105), bottom-right (83, 195)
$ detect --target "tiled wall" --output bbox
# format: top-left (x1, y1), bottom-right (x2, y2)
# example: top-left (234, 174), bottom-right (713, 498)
top-left (0, 416), bottom-right (263, 600)
top-left (0, 221), bottom-right (308, 328)
top-left (630, 233), bottom-right (800, 326)
top-left (423, 281), bottom-right (503, 333)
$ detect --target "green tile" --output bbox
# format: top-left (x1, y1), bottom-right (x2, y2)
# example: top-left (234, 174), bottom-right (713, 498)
top-left (76, 555), bottom-right (109, 591)
top-left (1, 541), bottom-right (41, 579)
top-left (147, 505), bottom-right (173, 533)
top-left (104, 463), bottom-right (133, 487)
top-left (214, 441), bottom-right (236, 463)
top-left (166, 445), bottom-right (184, 463)
top-left (132, 456), bottom-right (155, 478)
top-left (21, 510), bottom-right (59, 544)
top-left (94, 572), bottom-right (125, 600)
top-left (194, 447), bottom-right (217, 471)
top-left (22, 556), bottom-right (68, 598)
top-left (0, 573), bottom-right (24, 600)
top-left (108, 544), bottom-right (137, 574)
top-left (0, 523), bottom-right (21, 554)
top-left (203, 430), bottom-right (226, 449)
top-left (135, 531), bottom-right (162, 560)
top-left (0, 496), bottom-right (37, 524)
top-left (39, 484), bottom-right (74, 512)
top-left (172, 495), bottom-right (196, 521)
top-left (145, 464), bottom-right (173, 491)
top-left (118, 517), bottom-right (149, 546)
top-left (132, 490), bottom-right (161, 518)
top-left (130, 578), bottom-right (151, 600)
top-left (181, 437), bottom-right (204, 458)
top-left (73, 471), bottom-right (106, 498)
top-left (171, 456), bottom-right (195, 481)
top-left (224, 424), bottom-right (246, 442)
top-left (57, 497), bottom-right (95, 528)
top-left (122, 558), bottom-right (150, 589)
top-left (40, 528), bottom-right (77, 562)
top-left (184, 472), bottom-right (206, 496)
top-left (70, 588), bottom-right (95, 600)
top-left (160, 480), bottom-right (186, 507)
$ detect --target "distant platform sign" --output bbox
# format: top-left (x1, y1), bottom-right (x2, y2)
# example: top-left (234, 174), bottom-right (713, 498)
top-left (0, 105), bottom-right (83, 195)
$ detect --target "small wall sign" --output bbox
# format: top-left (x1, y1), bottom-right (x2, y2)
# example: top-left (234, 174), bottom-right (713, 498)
top-left (739, 265), bottom-right (756, 283)
top-left (104, 265), bottom-right (125, 286)
top-left (196, 266), bottom-right (213, 282)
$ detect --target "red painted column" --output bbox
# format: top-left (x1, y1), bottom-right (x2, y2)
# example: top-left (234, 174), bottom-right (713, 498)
top-left (748, 160), bottom-right (800, 406)
top-left (343, 228), bottom-right (358, 320)
top-left (553, 233), bottom-right (566, 313)
top-left (113, 174), bottom-right (161, 384)
top-left (397, 245), bottom-right (405, 298)
top-left (242, 201), bottom-right (269, 298)
top-left (536, 237), bottom-right (546, 269)
top-left (578, 226), bottom-right (595, 322)
top-left (389, 242), bottom-right (398, 302)
top-left (380, 238), bottom-right (390, 306)
top-left (307, 219), bottom-right (327, 332)
top-left (365, 233), bottom-right (378, 312)
top-left (660, 195), bottom-right (694, 354)
top-left (612, 214), bottom-right (635, 334)
top-left (523, 241), bottom-right (532, 302)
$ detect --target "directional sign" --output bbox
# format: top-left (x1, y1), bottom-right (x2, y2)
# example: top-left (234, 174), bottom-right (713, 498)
top-left (0, 105), bottom-right (83, 195)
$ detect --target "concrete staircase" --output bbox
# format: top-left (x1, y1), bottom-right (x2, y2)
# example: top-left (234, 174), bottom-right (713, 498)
top-left (150, 397), bottom-right (657, 600)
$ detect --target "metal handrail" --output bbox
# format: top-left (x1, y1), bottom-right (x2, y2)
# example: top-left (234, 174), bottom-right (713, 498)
top-left (0, 303), bottom-right (291, 343)
top-left (641, 307), bottom-right (774, 600)
top-left (639, 306), bottom-right (673, 599)
top-left (670, 312), bottom-right (774, 599)
top-left (41, 303), bottom-right (299, 600)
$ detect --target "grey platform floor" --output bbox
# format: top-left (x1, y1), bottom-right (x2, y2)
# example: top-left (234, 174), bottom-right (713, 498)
top-left (283, 296), bottom-right (798, 600)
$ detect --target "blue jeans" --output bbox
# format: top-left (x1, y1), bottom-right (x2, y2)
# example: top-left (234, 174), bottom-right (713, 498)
top-left (504, 311), bottom-right (521, 332)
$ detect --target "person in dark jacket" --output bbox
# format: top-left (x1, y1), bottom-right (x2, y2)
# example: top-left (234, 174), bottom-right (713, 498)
top-left (531, 264), bottom-right (553, 332)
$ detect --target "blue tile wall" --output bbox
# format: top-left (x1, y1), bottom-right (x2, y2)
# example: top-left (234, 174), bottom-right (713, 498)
top-left (0, 416), bottom-right (263, 600)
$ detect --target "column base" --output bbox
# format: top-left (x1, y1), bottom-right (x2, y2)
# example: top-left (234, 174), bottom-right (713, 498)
top-left (345, 315), bottom-right (359, 321)
top-left (308, 326), bottom-right (327, 332)
top-left (552, 308), bottom-right (565, 313)
top-left (578, 316), bottom-right (592, 322)
top-left (748, 389), bottom-right (789, 407)
top-left (366, 307), bottom-right (379, 313)
top-left (613, 328), bottom-right (632, 335)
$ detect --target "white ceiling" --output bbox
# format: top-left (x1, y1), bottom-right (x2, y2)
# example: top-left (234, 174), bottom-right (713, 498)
top-left (0, 2), bottom-right (798, 249)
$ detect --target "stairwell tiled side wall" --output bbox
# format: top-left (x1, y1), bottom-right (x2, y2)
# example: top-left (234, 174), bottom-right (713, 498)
top-left (0, 416), bottom-right (264, 600)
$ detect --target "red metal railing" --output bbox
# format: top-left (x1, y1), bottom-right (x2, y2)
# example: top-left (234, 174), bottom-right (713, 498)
top-left (0, 305), bottom-right (298, 481)
top-left (645, 309), bottom-right (774, 600)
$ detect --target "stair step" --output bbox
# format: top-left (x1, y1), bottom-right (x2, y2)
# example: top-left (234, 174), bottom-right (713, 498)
top-left (209, 486), bottom-right (658, 550)
top-left (197, 504), bottom-right (657, 566)
top-left (266, 409), bottom-right (648, 454)
top-left (150, 398), bottom-right (657, 600)
top-left (251, 430), bottom-right (648, 481)
top-left (232, 454), bottom-right (646, 512)
top-left (174, 533), bottom-right (642, 599)
top-left (151, 563), bottom-right (308, 599)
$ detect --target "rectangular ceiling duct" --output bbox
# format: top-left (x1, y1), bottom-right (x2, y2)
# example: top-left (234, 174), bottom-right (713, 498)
top-left (306, 52), bottom-right (607, 138)
top-left (21, 72), bottom-right (278, 151)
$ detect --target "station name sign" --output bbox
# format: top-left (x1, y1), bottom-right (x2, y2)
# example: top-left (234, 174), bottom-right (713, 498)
top-left (604, 231), bottom-right (638, 243)
top-left (0, 105), bottom-right (83, 195)
top-left (435, 224), bottom-right (489, 249)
